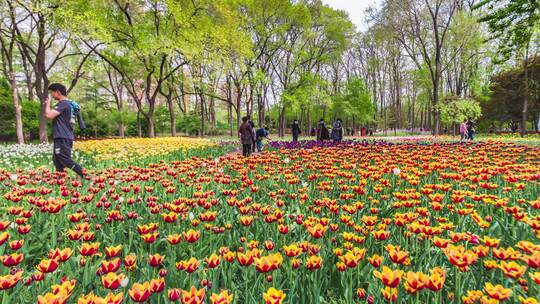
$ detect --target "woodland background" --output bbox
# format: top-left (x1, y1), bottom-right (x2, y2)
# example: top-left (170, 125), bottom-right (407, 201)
top-left (0, 0), bottom-right (538, 142)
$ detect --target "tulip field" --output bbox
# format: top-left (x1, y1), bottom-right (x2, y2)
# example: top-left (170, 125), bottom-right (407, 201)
top-left (0, 137), bottom-right (539, 304)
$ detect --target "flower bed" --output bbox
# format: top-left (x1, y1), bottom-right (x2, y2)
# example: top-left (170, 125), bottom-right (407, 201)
top-left (75, 137), bottom-right (216, 162)
top-left (0, 141), bottom-right (538, 303)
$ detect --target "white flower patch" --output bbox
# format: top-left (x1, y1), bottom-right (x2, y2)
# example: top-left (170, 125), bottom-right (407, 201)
top-left (0, 143), bottom-right (52, 169)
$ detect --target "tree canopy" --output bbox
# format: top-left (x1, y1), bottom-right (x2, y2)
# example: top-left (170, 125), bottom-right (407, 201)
top-left (0, 0), bottom-right (539, 142)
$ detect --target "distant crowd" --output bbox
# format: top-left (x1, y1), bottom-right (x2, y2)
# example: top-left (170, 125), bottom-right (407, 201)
top-left (238, 116), bottom-right (482, 157)
top-left (238, 116), bottom-right (372, 157)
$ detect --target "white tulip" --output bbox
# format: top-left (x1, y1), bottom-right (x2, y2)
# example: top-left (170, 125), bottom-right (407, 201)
top-left (120, 276), bottom-right (129, 287)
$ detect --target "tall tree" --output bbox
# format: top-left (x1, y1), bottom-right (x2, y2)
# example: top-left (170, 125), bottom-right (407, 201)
top-left (10, 0), bottom-right (91, 143)
top-left (271, 1), bottom-right (353, 136)
top-left (477, 0), bottom-right (540, 135)
top-left (387, 0), bottom-right (458, 134)
top-left (64, 0), bottom-right (248, 137)
top-left (0, 1), bottom-right (24, 143)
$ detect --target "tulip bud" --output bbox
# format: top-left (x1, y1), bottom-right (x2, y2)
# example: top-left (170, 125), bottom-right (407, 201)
top-left (159, 269), bottom-right (168, 277)
top-left (356, 288), bottom-right (366, 299)
top-left (168, 288), bottom-right (181, 301)
top-left (367, 295), bottom-right (374, 304)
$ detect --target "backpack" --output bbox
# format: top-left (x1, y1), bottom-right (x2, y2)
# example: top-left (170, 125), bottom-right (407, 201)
top-left (69, 100), bottom-right (86, 130)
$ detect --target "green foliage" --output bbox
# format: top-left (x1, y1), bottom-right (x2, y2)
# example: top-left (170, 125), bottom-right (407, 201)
top-left (176, 112), bottom-right (202, 136)
top-left (439, 97), bottom-right (482, 126)
top-left (0, 78), bottom-right (15, 141)
top-left (154, 106), bottom-right (171, 135)
top-left (331, 77), bottom-right (374, 124)
top-left (0, 78), bottom-right (41, 141)
top-left (21, 100), bottom-right (41, 140)
top-left (110, 109), bottom-right (137, 129)
top-left (482, 56), bottom-right (540, 123)
top-left (288, 74), bottom-right (328, 111)
top-left (476, 0), bottom-right (540, 61)
top-left (80, 108), bottom-right (113, 138)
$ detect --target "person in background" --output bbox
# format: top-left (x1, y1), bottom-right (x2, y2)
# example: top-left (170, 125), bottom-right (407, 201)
top-left (489, 123), bottom-right (496, 134)
top-left (44, 83), bottom-right (85, 178)
top-left (323, 125), bottom-right (331, 140)
top-left (291, 119), bottom-right (301, 142)
top-left (255, 127), bottom-right (270, 152)
top-left (459, 119), bottom-right (468, 141)
top-left (331, 118), bottom-right (344, 142)
top-left (316, 119), bottom-right (325, 141)
top-left (467, 119), bottom-right (475, 141)
top-left (249, 120), bottom-right (257, 153)
top-left (239, 116), bottom-right (253, 157)
top-left (310, 127), bottom-right (316, 137)
top-left (360, 126), bottom-right (366, 137)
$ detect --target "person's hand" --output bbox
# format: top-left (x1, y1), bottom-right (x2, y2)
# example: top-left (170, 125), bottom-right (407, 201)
top-left (44, 97), bottom-right (50, 105)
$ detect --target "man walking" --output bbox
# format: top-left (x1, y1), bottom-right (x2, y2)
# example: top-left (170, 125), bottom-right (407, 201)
top-left (44, 83), bottom-right (85, 178)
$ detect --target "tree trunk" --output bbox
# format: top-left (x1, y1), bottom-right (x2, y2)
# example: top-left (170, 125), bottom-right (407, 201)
top-left (410, 97), bottom-right (415, 133)
top-left (137, 110), bottom-right (142, 137)
top-left (35, 52), bottom-right (49, 143)
top-left (307, 108), bottom-right (311, 135)
top-left (432, 78), bottom-right (440, 135)
top-left (520, 46), bottom-right (529, 137)
top-left (21, 54), bottom-right (34, 101)
top-left (247, 85), bottom-right (253, 119)
top-left (35, 18), bottom-right (50, 143)
top-left (279, 106), bottom-right (285, 137)
top-left (117, 96), bottom-right (125, 137)
top-left (38, 96), bottom-right (48, 143)
top-left (427, 101), bottom-right (432, 132)
top-left (118, 123), bottom-right (125, 137)
top-left (227, 100), bottom-right (233, 137)
top-left (147, 114), bottom-right (155, 138)
top-left (257, 91), bottom-right (264, 128)
top-left (10, 72), bottom-right (24, 144)
top-left (168, 97), bottom-right (176, 137)
top-left (235, 88), bottom-right (242, 130)
top-left (226, 74), bottom-right (233, 137)
top-left (210, 97), bottom-right (216, 129)
top-left (199, 92), bottom-right (205, 137)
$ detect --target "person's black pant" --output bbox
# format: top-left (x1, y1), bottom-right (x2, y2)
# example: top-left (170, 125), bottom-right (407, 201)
top-left (292, 134), bottom-right (299, 142)
top-left (242, 144), bottom-right (252, 157)
top-left (53, 138), bottom-right (84, 177)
